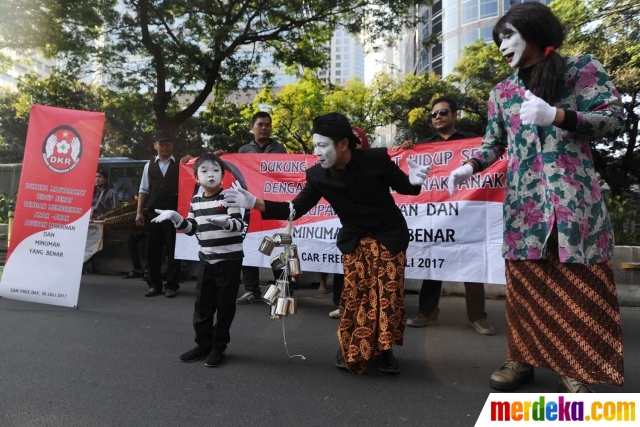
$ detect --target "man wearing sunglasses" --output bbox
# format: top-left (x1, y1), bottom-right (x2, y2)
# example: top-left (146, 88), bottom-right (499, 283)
top-left (394, 96), bottom-right (494, 336)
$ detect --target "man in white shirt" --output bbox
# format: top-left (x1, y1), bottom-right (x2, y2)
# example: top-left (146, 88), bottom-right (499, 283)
top-left (135, 130), bottom-right (181, 298)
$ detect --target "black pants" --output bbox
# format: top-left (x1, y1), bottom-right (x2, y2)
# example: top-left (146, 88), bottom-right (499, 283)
top-left (127, 231), bottom-right (146, 271)
top-left (193, 259), bottom-right (242, 351)
top-left (332, 274), bottom-right (344, 306)
top-left (419, 280), bottom-right (487, 322)
top-left (145, 211), bottom-right (180, 291)
top-left (241, 265), bottom-right (295, 294)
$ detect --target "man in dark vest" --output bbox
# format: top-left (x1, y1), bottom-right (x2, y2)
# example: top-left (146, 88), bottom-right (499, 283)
top-left (394, 96), bottom-right (494, 335)
top-left (135, 130), bottom-right (181, 298)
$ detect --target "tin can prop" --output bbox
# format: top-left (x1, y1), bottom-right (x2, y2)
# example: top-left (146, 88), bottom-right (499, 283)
top-left (288, 257), bottom-right (301, 276)
top-left (273, 233), bottom-right (293, 246)
top-left (262, 284), bottom-right (280, 305)
top-left (258, 236), bottom-right (276, 255)
top-left (286, 297), bottom-right (297, 315)
top-left (270, 253), bottom-right (287, 270)
top-left (275, 297), bottom-right (289, 316)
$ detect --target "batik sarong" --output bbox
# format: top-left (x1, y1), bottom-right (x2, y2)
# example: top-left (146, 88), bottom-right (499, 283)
top-left (338, 237), bottom-right (406, 374)
top-left (505, 234), bottom-right (624, 385)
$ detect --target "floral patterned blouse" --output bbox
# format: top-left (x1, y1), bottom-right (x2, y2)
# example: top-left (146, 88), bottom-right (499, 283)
top-left (474, 55), bottom-right (625, 264)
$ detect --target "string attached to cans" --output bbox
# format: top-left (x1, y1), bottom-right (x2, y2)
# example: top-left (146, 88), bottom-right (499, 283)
top-left (257, 201), bottom-right (305, 360)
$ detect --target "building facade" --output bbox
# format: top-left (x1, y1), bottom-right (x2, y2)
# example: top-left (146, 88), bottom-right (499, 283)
top-left (406, 0), bottom-right (551, 78)
top-left (0, 49), bottom-right (56, 91)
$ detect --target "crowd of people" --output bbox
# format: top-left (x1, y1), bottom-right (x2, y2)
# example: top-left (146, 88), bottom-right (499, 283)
top-left (93, 3), bottom-right (626, 394)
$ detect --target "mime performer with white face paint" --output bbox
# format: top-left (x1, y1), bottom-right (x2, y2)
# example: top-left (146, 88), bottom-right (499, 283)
top-left (447, 3), bottom-right (625, 393)
top-left (224, 113), bottom-right (431, 374)
top-left (153, 153), bottom-right (246, 368)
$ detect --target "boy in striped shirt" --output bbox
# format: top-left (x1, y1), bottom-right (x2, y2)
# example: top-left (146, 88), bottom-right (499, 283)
top-left (152, 153), bottom-right (244, 367)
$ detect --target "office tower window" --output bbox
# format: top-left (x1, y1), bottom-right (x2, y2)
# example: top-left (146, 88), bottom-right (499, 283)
top-left (461, 26), bottom-right (495, 47)
top-left (480, 0), bottom-right (498, 19)
top-left (461, 0), bottom-right (479, 24)
top-left (480, 25), bottom-right (494, 42)
top-left (336, 54), bottom-right (341, 60)
top-left (442, 35), bottom-right (459, 76)
top-left (443, 0), bottom-right (458, 32)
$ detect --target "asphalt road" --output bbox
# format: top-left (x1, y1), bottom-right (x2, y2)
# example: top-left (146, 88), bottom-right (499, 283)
top-left (1, 275), bottom-right (638, 427)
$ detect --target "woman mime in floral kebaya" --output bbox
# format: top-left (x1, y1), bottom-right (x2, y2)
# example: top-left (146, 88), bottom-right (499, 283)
top-left (447, 3), bottom-right (625, 393)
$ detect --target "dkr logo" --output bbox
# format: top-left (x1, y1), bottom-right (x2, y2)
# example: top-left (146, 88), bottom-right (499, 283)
top-left (42, 125), bottom-right (83, 174)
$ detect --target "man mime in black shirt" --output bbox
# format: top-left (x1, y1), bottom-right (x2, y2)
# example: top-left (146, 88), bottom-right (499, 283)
top-left (224, 113), bottom-right (431, 374)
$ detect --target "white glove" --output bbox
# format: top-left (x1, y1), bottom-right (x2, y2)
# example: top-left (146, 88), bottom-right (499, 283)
top-left (407, 159), bottom-right (431, 186)
top-left (205, 214), bottom-right (231, 228)
top-left (223, 182), bottom-right (257, 209)
top-left (448, 164), bottom-right (474, 197)
top-left (520, 90), bottom-right (557, 126)
top-left (151, 209), bottom-right (183, 227)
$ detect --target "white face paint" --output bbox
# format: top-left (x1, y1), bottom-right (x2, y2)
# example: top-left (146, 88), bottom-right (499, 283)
top-left (196, 160), bottom-right (223, 190)
top-left (499, 23), bottom-right (527, 69)
top-left (313, 134), bottom-right (337, 169)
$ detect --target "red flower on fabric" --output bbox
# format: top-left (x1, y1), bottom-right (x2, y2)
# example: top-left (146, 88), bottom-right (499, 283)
top-left (557, 154), bottom-right (582, 173)
top-left (505, 230), bottom-right (523, 248)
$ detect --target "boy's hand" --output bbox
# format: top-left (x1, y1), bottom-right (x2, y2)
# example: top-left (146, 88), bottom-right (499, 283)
top-left (152, 209), bottom-right (183, 227)
top-left (205, 214), bottom-right (231, 228)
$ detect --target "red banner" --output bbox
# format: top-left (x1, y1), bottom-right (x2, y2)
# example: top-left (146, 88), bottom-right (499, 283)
top-left (175, 139), bottom-right (509, 284)
top-left (0, 105), bottom-right (105, 307)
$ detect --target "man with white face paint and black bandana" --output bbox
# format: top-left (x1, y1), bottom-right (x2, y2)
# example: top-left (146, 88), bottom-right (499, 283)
top-left (447, 3), bottom-right (625, 393)
top-left (224, 112), bottom-right (431, 374)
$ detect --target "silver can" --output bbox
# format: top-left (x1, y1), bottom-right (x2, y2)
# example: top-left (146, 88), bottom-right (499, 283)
top-left (275, 297), bottom-right (289, 316)
top-left (270, 253), bottom-right (287, 270)
top-left (275, 279), bottom-right (289, 296)
top-left (289, 243), bottom-right (298, 258)
top-left (286, 297), bottom-right (297, 315)
top-left (261, 284), bottom-right (280, 305)
top-left (273, 233), bottom-right (293, 246)
top-left (288, 257), bottom-right (301, 276)
top-left (258, 236), bottom-right (276, 255)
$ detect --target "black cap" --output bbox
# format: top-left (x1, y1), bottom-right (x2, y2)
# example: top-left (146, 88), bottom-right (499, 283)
top-left (154, 129), bottom-right (173, 143)
top-left (311, 113), bottom-right (360, 149)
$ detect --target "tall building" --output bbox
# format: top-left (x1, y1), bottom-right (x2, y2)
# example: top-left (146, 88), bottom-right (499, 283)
top-left (237, 27), bottom-right (366, 92)
top-left (318, 27), bottom-right (366, 84)
top-left (405, 0), bottom-right (550, 78)
top-left (0, 49), bottom-right (56, 91)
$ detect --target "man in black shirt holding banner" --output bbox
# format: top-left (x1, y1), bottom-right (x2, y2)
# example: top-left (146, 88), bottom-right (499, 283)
top-left (395, 96), bottom-right (494, 335)
top-left (224, 113), bottom-right (431, 374)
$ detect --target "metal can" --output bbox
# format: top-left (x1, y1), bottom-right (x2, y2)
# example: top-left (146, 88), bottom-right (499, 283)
top-left (258, 236), bottom-right (276, 255)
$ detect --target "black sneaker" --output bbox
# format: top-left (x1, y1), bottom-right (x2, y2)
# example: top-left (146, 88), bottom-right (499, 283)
top-left (205, 349), bottom-right (225, 367)
top-left (236, 292), bottom-right (262, 305)
top-left (335, 348), bottom-right (347, 370)
top-left (179, 345), bottom-right (212, 363)
top-left (376, 350), bottom-right (400, 374)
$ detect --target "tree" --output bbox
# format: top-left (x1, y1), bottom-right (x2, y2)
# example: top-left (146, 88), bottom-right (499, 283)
top-left (447, 40), bottom-right (512, 132)
top-left (325, 74), bottom-right (395, 135)
top-left (253, 70), bottom-right (327, 153)
top-left (551, 0), bottom-right (640, 196)
top-left (382, 72), bottom-right (472, 142)
top-left (1, 0), bottom-right (419, 138)
top-left (250, 72), bottom-right (395, 153)
top-left (0, 71), bottom-right (207, 161)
